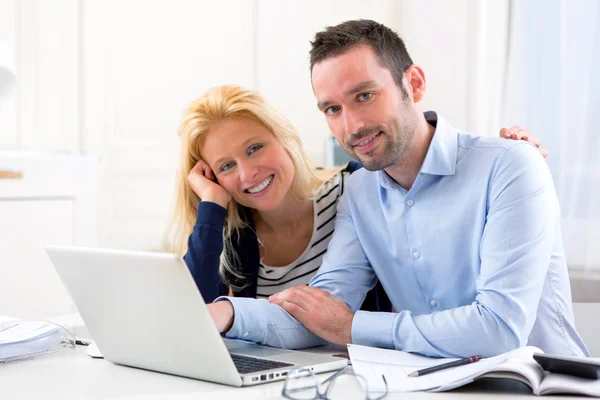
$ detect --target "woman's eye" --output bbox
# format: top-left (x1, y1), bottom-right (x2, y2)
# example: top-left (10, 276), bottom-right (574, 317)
top-left (325, 106), bottom-right (341, 116)
top-left (358, 93), bottom-right (373, 101)
top-left (220, 162), bottom-right (234, 172)
top-left (248, 144), bottom-right (263, 155)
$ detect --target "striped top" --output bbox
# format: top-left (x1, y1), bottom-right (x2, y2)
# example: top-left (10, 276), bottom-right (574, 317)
top-left (256, 171), bottom-right (348, 298)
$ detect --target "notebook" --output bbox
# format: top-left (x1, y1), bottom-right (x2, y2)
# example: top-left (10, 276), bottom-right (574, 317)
top-left (348, 344), bottom-right (600, 397)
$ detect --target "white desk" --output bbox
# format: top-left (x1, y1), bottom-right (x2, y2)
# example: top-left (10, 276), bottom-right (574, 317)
top-left (0, 346), bottom-right (590, 400)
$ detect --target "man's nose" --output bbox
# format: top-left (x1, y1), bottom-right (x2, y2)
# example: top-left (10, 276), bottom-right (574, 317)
top-left (342, 109), bottom-right (365, 137)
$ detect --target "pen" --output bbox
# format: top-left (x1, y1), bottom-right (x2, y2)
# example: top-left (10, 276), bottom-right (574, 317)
top-left (408, 355), bottom-right (481, 377)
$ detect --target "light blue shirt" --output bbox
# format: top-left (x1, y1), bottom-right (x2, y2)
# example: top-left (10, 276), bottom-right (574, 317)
top-left (219, 112), bottom-right (589, 358)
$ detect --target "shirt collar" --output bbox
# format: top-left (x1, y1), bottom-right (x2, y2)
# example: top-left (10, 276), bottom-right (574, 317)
top-left (419, 111), bottom-right (458, 176)
top-left (377, 111), bottom-right (458, 189)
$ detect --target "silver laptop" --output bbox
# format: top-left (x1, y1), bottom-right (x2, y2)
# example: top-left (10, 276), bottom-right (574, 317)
top-left (45, 245), bottom-right (347, 387)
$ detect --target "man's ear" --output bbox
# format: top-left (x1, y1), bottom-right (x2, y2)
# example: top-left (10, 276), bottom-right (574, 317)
top-left (406, 65), bottom-right (426, 103)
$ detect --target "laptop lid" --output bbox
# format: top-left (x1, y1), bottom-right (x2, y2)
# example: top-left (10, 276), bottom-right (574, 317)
top-left (45, 245), bottom-right (346, 386)
top-left (46, 245), bottom-right (246, 386)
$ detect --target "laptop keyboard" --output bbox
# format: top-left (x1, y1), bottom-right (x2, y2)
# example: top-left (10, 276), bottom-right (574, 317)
top-left (231, 354), bottom-right (294, 374)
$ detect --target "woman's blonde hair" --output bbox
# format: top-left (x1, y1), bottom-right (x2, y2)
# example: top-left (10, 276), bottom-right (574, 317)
top-left (165, 84), bottom-right (341, 291)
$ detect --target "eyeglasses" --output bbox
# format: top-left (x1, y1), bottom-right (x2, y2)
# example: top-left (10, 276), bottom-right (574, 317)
top-left (282, 366), bottom-right (388, 400)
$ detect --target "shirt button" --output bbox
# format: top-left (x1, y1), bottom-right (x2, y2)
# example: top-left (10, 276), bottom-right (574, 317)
top-left (430, 299), bottom-right (437, 307)
top-left (413, 251), bottom-right (420, 259)
top-left (406, 199), bottom-right (414, 206)
top-left (243, 332), bottom-right (249, 338)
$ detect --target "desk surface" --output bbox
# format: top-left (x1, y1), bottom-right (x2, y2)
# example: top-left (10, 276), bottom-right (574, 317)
top-left (0, 346), bottom-right (591, 400)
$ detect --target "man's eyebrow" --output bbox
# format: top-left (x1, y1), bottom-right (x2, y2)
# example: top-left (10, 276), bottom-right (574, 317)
top-left (317, 99), bottom-right (333, 111)
top-left (344, 80), bottom-right (378, 97)
top-left (317, 81), bottom-right (378, 111)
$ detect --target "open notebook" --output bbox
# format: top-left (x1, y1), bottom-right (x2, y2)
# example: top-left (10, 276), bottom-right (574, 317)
top-left (348, 345), bottom-right (600, 397)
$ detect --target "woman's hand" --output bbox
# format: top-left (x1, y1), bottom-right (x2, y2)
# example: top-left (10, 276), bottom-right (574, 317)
top-left (500, 126), bottom-right (549, 158)
top-left (207, 301), bottom-right (235, 333)
top-left (188, 160), bottom-right (232, 208)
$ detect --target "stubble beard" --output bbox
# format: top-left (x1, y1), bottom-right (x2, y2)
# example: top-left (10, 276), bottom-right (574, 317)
top-left (355, 117), bottom-right (416, 172)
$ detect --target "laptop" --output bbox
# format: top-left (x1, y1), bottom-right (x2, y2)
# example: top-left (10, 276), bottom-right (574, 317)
top-left (45, 245), bottom-right (347, 387)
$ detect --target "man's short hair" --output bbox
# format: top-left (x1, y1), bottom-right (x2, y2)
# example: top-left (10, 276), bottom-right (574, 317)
top-left (310, 19), bottom-right (413, 94)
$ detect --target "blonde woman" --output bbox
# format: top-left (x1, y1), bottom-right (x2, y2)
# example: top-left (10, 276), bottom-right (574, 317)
top-left (167, 84), bottom-right (544, 310)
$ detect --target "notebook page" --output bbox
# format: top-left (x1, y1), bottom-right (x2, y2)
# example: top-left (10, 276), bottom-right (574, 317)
top-left (348, 344), bottom-right (543, 393)
top-left (0, 316), bottom-right (66, 362)
top-left (0, 320), bottom-right (61, 344)
top-left (482, 355), bottom-right (544, 391)
top-left (539, 372), bottom-right (600, 397)
top-left (349, 344), bottom-right (506, 392)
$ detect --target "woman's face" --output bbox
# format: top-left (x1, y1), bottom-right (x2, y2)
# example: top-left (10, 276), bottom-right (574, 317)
top-left (201, 116), bottom-right (296, 212)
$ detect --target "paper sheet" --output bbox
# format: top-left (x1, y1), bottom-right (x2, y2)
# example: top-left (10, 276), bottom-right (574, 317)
top-left (348, 344), bottom-right (517, 393)
top-left (0, 315), bottom-right (66, 362)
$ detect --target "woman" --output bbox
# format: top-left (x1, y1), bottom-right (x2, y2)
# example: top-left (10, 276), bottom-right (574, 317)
top-left (166, 84), bottom-right (544, 312)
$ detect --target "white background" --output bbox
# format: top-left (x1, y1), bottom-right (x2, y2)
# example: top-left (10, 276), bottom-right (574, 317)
top-left (0, 0), bottom-right (508, 252)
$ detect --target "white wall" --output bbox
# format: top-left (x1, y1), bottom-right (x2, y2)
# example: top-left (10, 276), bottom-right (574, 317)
top-left (396, 0), bottom-right (509, 136)
top-left (1, 0), bottom-right (504, 252)
top-left (256, 0), bottom-right (399, 163)
top-left (82, 0), bottom-right (257, 250)
top-left (0, 0), bottom-right (17, 149)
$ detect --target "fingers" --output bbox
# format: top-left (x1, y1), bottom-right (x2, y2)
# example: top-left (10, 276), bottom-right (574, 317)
top-left (277, 300), bottom-right (310, 321)
top-left (188, 160), bottom-right (215, 192)
top-left (269, 286), bottom-right (333, 314)
top-left (269, 287), bottom-right (312, 321)
top-left (500, 127), bottom-right (546, 152)
top-left (517, 130), bottom-right (540, 148)
top-left (270, 285), bottom-right (331, 301)
top-left (500, 125), bottom-right (526, 140)
top-left (293, 285), bottom-right (331, 298)
top-left (202, 162), bottom-right (215, 181)
top-left (528, 136), bottom-right (541, 148)
top-left (269, 286), bottom-right (318, 311)
top-left (191, 159), bottom-right (215, 180)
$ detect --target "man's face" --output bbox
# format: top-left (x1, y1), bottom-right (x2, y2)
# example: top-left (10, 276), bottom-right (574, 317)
top-left (312, 45), bottom-right (419, 171)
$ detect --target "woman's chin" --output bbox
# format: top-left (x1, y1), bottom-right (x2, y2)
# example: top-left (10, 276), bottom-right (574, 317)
top-left (234, 196), bottom-right (279, 212)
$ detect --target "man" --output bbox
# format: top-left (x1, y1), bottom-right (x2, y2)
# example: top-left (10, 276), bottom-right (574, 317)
top-left (207, 20), bottom-right (588, 358)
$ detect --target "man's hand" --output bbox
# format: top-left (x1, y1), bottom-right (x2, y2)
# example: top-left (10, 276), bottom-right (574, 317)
top-left (207, 301), bottom-right (235, 333)
top-left (500, 126), bottom-right (549, 158)
top-left (269, 286), bottom-right (354, 346)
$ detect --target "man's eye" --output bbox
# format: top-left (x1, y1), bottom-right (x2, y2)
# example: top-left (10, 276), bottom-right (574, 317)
top-left (220, 162), bottom-right (234, 172)
top-left (248, 144), bottom-right (263, 155)
top-left (325, 106), bottom-right (341, 116)
top-left (358, 93), bottom-right (373, 101)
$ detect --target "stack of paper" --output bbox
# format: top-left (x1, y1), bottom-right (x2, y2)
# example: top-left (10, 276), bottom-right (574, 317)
top-left (0, 316), bottom-right (68, 362)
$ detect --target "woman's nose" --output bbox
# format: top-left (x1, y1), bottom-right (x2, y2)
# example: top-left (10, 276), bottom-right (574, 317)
top-left (238, 162), bottom-right (259, 182)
